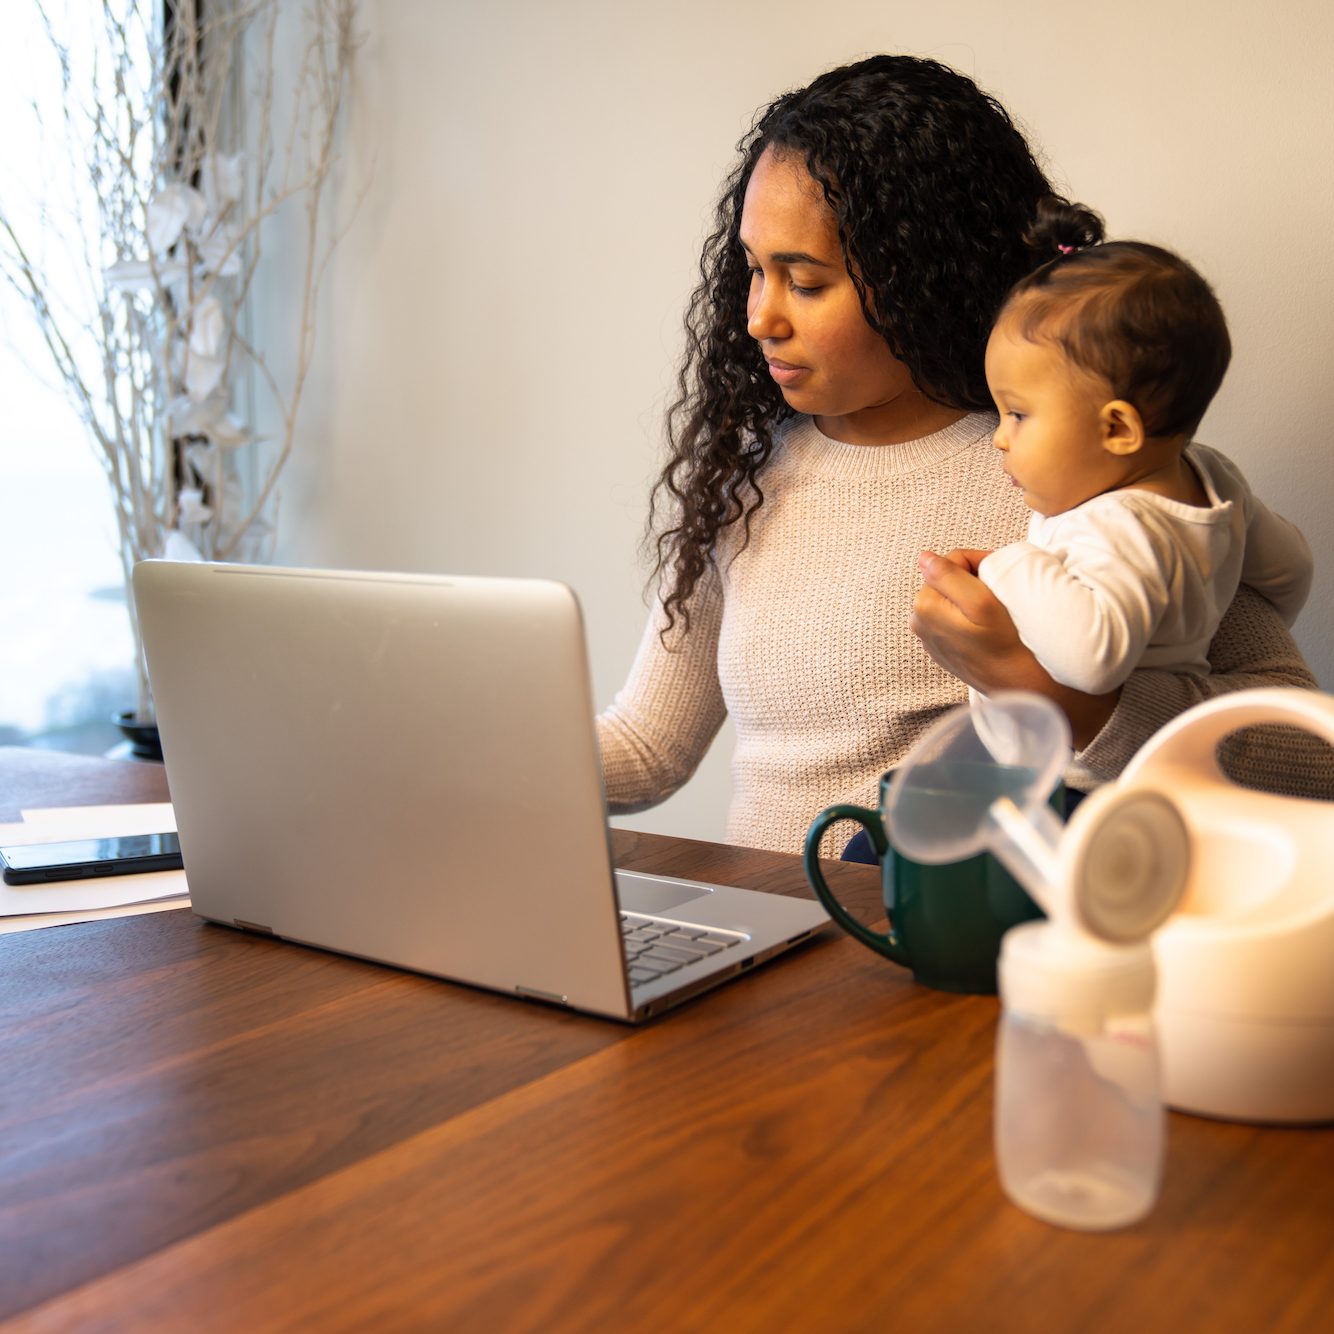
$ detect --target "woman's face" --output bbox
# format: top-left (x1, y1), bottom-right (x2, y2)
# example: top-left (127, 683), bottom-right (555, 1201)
top-left (740, 147), bottom-right (926, 445)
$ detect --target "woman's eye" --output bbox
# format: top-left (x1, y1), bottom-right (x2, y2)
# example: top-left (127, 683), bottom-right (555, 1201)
top-left (791, 283), bottom-right (822, 297)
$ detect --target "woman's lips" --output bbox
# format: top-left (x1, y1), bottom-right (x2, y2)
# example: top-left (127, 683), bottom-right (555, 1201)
top-left (766, 359), bottom-right (807, 387)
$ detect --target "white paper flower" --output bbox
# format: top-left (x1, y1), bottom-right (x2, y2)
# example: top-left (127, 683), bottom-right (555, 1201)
top-left (184, 353), bottom-right (226, 403)
top-left (147, 183), bottom-right (209, 254)
top-left (194, 227), bottom-right (242, 277)
top-left (201, 153), bottom-right (245, 214)
top-left (183, 440), bottom-right (214, 477)
top-left (166, 394), bottom-right (208, 436)
top-left (162, 529), bottom-right (205, 562)
top-left (176, 487), bottom-right (213, 525)
top-left (184, 296), bottom-right (227, 400)
top-left (188, 297), bottom-right (226, 355)
top-left (167, 274), bottom-right (195, 319)
top-left (167, 394), bottom-right (252, 448)
top-left (205, 412), bottom-right (251, 448)
top-left (104, 257), bottom-right (189, 291)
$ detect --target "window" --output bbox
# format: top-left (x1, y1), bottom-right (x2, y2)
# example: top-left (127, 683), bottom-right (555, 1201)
top-left (0, 4), bottom-right (140, 753)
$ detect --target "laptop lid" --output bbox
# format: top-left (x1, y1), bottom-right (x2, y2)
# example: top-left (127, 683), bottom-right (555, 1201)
top-left (135, 561), bottom-right (828, 1021)
top-left (136, 561), bottom-right (639, 1016)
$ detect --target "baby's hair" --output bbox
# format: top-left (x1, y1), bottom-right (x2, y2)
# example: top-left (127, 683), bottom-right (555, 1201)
top-left (1000, 199), bottom-right (1231, 439)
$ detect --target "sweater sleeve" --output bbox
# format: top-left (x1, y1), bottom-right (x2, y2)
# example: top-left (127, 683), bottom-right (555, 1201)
top-left (1198, 444), bottom-right (1313, 624)
top-left (979, 507), bottom-right (1175, 695)
top-left (595, 567), bottom-right (729, 813)
top-left (1240, 497), bottom-right (1313, 625)
top-left (1075, 582), bottom-right (1334, 799)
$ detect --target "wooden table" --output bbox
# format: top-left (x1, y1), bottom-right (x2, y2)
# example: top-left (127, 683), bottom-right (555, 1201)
top-left (1, 747), bottom-right (1331, 1332)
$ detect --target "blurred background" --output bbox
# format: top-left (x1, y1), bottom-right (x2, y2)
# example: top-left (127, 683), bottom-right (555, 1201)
top-left (5, 0), bottom-right (1332, 842)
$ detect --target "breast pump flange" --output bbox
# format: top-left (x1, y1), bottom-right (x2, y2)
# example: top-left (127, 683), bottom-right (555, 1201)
top-left (884, 691), bottom-right (1189, 1230)
top-left (882, 690), bottom-right (1190, 955)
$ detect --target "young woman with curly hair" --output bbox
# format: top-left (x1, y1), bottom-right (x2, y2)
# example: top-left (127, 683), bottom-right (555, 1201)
top-left (596, 54), bottom-right (1322, 858)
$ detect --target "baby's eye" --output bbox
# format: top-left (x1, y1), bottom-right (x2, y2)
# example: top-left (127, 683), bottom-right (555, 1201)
top-left (1007, 411), bottom-right (1026, 423)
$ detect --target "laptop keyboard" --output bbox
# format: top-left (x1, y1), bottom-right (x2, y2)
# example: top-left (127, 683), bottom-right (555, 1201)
top-left (620, 912), bottom-right (743, 987)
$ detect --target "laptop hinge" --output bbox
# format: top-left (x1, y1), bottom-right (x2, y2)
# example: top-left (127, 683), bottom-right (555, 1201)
top-left (515, 985), bottom-right (570, 1007)
top-left (234, 918), bottom-right (275, 935)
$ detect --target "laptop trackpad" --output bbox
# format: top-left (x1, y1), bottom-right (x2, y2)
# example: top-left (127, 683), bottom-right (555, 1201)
top-left (615, 870), bottom-right (713, 916)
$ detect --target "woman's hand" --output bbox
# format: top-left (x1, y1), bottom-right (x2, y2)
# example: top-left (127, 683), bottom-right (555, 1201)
top-left (911, 548), bottom-right (1121, 749)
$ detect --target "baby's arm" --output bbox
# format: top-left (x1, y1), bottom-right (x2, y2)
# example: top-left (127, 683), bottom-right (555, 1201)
top-left (978, 506), bottom-right (1171, 695)
top-left (1240, 499), bottom-right (1313, 625)
top-left (1197, 445), bottom-right (1312, 624)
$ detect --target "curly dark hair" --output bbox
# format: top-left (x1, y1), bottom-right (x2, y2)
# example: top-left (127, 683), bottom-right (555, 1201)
top-left (651, 54), bottom-right (1065, 635)
top-left (1003, 198), bottom-right (1232, 439)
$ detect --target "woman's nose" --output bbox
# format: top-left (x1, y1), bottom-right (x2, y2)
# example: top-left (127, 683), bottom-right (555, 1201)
top-left (747, 282), bottom-right (791, 340)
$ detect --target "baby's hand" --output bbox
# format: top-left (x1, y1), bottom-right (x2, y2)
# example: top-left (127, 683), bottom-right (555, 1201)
top-left (912, 550), bottom-right (1013, 668)
top-left (919, 547), bottom-right (991, 577)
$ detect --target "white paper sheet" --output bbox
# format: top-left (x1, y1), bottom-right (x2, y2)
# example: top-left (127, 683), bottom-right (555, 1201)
top-left (0, 803), bottom-right (191, 923)
top-left (0, 896), bottom-right (189, 935)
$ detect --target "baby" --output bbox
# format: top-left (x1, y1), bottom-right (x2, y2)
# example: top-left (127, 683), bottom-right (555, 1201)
top-left (978, 201), bottom-right (1312, 695)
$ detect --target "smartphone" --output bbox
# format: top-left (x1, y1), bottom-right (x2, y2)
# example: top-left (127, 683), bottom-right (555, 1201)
top-left (0, 832), bottom-right (184, 885)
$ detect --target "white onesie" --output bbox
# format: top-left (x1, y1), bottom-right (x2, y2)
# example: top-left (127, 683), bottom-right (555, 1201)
top-left (978, 443), bottom-right (1312, 694)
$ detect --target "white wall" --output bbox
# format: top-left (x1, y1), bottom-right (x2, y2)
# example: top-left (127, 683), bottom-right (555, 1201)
top-left (264, 0), bottom-right (1334, 844)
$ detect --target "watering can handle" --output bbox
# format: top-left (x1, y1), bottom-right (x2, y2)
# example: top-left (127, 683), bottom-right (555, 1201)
top-left (1121, 687), bottom-right (1334, 784)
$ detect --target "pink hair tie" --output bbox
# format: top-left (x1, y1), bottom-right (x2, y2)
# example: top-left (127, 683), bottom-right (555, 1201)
top-left (1056, 243), bottom-right (1075, 255)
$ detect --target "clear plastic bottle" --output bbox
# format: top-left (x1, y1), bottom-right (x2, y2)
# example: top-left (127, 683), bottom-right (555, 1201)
top-left (994, 921), bottom-right (1165, 1230)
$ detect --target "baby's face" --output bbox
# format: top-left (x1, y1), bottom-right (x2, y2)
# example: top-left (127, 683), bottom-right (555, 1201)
top-left (985, 320), bottom-right (1126, 517)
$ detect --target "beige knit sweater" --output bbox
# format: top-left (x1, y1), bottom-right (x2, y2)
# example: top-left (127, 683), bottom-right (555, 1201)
top-left (597, 413), bottom-right (1323, 856)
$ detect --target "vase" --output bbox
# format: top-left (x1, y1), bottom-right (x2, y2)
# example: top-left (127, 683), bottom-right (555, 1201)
top-left (113, 710), bottom-right (164, 762)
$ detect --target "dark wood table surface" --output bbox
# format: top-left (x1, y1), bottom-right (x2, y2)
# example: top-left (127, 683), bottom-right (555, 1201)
top-left (1, 746), bottom-right (1331, 1332)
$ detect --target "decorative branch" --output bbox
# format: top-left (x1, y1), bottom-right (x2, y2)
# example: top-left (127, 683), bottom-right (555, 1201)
top-left (0, 0), bottom-right (358, 719)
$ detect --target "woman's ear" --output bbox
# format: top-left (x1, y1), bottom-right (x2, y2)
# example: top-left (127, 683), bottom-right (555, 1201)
top-left (1100, 399), bottom-right (1145, 456)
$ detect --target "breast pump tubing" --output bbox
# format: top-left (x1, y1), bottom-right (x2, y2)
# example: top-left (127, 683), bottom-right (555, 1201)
top-left (988, 796), bottom-right (1065, 913)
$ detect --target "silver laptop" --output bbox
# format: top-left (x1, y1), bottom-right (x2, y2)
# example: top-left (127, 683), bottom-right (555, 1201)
top-left (133, 560), bottom-right (829, 1021)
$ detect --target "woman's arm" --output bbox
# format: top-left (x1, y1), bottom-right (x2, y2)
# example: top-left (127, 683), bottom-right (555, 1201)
top-left (1081, 582), bottom-right (1331, 797)
top-left (912, 550), bottom-right (1333, 796)
top-left (596, 568), bottom-right (729, 813)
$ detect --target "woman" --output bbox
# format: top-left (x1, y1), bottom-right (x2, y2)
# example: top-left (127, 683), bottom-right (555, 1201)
top-left (596, 55), bottom-right (1320, 857)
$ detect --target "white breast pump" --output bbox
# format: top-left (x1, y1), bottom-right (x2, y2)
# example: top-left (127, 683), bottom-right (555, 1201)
top-left (882, 691), bottom-right (1192, 1230)
top-left (882, 691), bottom-right (1191, 944)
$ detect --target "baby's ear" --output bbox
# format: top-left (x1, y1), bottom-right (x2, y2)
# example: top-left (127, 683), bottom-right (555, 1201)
top-left (1100, 400), bottom-right (1145, 456)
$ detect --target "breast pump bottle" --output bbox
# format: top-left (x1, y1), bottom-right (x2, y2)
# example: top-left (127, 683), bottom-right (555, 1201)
top-left (882, 693), bottom-right (1190, 1231)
